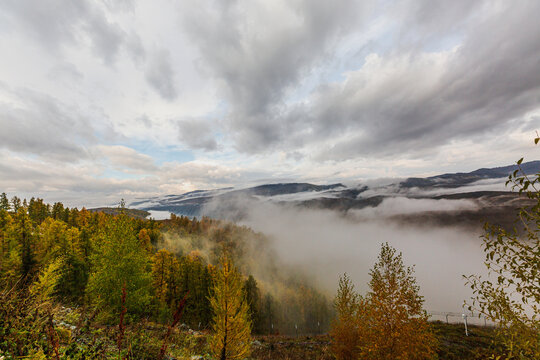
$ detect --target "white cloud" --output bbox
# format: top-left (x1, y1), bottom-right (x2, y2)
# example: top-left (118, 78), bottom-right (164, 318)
top-left (94, 145), bottom-right (158, 173)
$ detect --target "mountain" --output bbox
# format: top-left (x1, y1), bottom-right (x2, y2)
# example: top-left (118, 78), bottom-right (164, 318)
top-left (129, 161), bottom-right (540, 228)
top-left (130, 183), bottom-right (349, 217)
top-left (399, 160), bottom-right (540, 188)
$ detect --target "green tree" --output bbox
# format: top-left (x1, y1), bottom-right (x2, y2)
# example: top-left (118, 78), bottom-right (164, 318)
top-left (51, 202), bottom-right (65, 220)
top-left (13, 208), bottom-right (36, 282)
top-left (87, 214), bottom-right (152, 319)
top-left (209, 255), bottom-right (252, 360)
top-left (180, 252), bottom-right (212, 328)
top-left (11, 196), bottom-right (21, 213)
top-left (0, 192), bottom-right (9, 211)
top-left (28, 197), bottom-right (49, 224)
top-left (55, 252), bottom-right (88, 303)
top-left (465, 155), bottom-right (540, 359)
top-left (0, 210), bottom-right (20, 285)
top-left (244, 275), bottom-right (262, 333)
top-left (259, 294), bottom-right (277, 334)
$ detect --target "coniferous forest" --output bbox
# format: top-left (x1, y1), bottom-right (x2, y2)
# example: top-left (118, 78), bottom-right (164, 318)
top-left (0, 194), bottom-right (334, 359)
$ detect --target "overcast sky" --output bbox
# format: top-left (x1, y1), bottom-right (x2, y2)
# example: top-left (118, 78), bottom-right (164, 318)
top-left (1, 0), bottom-right (540, 207)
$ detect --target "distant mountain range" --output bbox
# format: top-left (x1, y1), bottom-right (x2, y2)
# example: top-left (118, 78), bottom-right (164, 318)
top-left (400, 160), bottom-right (540, 188)
top-left (129, 160), bottom-right (540, 229)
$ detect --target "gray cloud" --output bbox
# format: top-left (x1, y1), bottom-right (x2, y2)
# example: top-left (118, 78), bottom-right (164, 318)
top-left (177, 119), bottom-right (217, 151)
top-left (0, 86), bottom-right (95, 161)
top-left (181, 0), bottom-right (365, 152)
top-left (145, 49), bottom-right (177, 100)
top-left (0, 151), bottom-right (159, 207)
top-left (83, 11), bottom-right (125, 64)
top-left (0, 0), bottom-right (128, 64)
top-left (182, 0), bottom-right (540, 161)
top-left (303, 1), bottom-right (540, 160)
top-left (100, 0), bottom-right (136, 13)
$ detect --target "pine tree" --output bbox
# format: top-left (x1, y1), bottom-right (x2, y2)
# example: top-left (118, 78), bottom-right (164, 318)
top-left (0, 210), bottom-right (20, 285)
top-left (11, 196), bottom-right (21, 213)
top-left (209, 255), bottom-right (252, 360)
top-left (51, 202), bottom-right (65, 220)
top-left (244, 275), bottom-right (262, 333)
top-left (13, 208), bottom-right (36, 282)
top-left (260, 294), bottom-right (277, 334)
top-left (0, 193), bottom-right (9, 211)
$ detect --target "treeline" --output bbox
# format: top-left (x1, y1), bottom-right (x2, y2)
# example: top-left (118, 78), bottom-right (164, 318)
top-left (0, 193), bottom-right (331, 335)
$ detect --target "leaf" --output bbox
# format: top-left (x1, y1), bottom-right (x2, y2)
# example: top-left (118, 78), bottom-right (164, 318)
top-left (517, 157), bottom-right (523, 165)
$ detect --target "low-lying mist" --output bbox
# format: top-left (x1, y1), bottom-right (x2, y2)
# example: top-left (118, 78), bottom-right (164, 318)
top-left (202, 194), bottom-right (488, 313)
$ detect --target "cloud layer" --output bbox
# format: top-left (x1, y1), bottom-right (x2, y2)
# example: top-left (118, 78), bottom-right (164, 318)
top-left (1, 0), bottom-right (540, 205)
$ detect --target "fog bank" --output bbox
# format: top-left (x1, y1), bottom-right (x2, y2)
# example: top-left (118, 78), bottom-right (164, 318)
top-left (203, 195), bottom-right (488, 313)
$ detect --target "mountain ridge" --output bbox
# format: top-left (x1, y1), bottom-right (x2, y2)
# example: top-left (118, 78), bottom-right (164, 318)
top-left (129, 161), bottom-right (540, 225)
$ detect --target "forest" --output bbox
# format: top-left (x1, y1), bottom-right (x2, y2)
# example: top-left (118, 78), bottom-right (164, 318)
top-left (0, 193), bottom-right (333, 359)
top-left (0, 160), bottom-right (538, 359)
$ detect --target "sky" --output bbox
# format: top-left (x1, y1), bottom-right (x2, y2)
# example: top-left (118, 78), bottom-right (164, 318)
top-left (1, 0), bottom-right (540, 207)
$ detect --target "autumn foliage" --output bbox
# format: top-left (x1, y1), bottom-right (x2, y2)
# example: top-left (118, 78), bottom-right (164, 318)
top-left (209, 255), bottom-right (252, 360)
top-left (331, 243), bottom-right (437, 360)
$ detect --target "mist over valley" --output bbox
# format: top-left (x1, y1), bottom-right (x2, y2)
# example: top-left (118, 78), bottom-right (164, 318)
top-left (125, 161), bottom-right (540, 314)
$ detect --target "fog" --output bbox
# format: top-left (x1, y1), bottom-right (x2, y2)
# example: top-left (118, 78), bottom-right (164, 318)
top-left (202, 195), bottom-right (488, 313)
top-left (350, 197), bottom-right (479, 219)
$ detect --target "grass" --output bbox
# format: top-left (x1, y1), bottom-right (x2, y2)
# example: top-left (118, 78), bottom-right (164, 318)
top-left (0, 300), bottom-right (498, 360)
top-left (249, 322), bottom-right (497, 360)
top-left (251, 335), bottom-right (333, 360)
top-left (432, 321), bottom-right (498, 360)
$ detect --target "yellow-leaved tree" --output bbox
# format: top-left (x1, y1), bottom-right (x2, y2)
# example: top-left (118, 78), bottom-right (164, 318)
top-left (331, 243), bottom-right (437, 360)
top-left (362, 243), bottom-right (437, 359)
top-left (209, 255), bottom-right (252, 360)
top-left (331, 273), bottom-right (365, 360)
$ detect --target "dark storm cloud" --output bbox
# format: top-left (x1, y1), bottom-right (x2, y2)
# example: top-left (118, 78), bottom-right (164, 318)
top-left (0, 0), bottom-right (127, 64)
top-left (0, 87), bottom-right (95, 161)
top-left (182, 0), bottom-right (366, 152)
top-left (183, 0), bottom-right (540, 160)
top-left (145, 49), bottom-right (178, 100)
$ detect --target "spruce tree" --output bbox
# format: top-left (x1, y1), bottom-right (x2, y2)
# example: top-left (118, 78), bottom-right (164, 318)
top-left (10, 196), bottom-right (21, 212)
top-left (14, 208), bottom-right (36, 282)
top-left (209, 255), bottom-right (252, 360)
top-left (0, 193), bottom-right (9, 211)
top-left (244, 275), bottom-right (262, 333)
